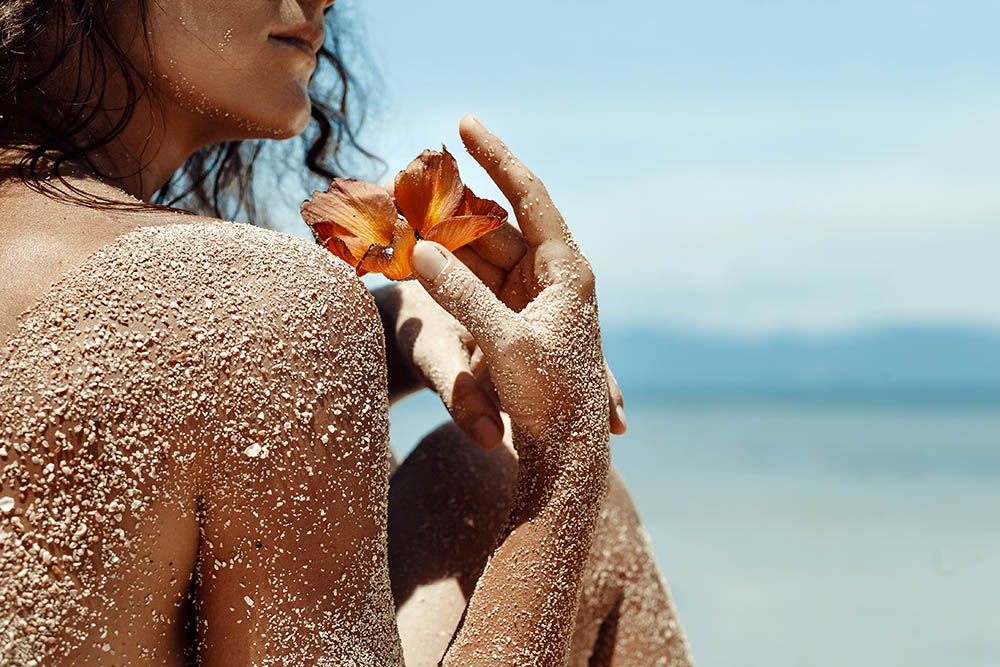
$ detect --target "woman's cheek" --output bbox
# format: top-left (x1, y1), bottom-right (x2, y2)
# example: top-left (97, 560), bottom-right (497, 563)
top-left (152, 42), bottom-right (314, 140)
top-left (229, 51), bottom-right (314, 137)
top-left (145, 1), bottom-right (314, 140)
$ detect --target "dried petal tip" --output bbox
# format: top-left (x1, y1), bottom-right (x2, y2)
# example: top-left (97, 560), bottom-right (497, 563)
top-left (300, 179), bottom-right (404, 276)
top-left (420, 184), bottom-right (508, 251)
top-left (357, 219), bottom-right (418, 280)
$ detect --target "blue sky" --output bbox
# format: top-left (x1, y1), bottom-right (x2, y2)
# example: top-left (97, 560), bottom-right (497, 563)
top-left (279, 0), bottom-right (1000, 335)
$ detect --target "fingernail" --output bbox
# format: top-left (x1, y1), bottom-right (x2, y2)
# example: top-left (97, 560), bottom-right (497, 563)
top-left (471, 415), bottom-right (502, 449)
top-left (412, 242), bottom-right (447, 280)
top-left (469, 114), bottom-right (482, 126)
top-left (615, 404), bottom-right (627, 431)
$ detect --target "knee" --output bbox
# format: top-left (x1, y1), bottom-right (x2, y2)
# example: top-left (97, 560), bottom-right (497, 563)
top-left (390, 421), bottom-right (518, 519)
top-left (587, 466), bottom-right (650, 576)
top-left (387, 422), bottom-right (519, 600)
top-left (388, 422), bottom-right (646, 600)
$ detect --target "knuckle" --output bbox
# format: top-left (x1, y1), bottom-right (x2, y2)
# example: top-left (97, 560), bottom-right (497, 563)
top-left (569, 250), bottom-right (596, 292)
top-left (497, 325), bottom-right (536, 359)
top-left (495, 149), bottom-right (518, 173)
top-left (540, 239), bottom-right (572, 260)
top-left (514, 183), bottom-right (547, 215)
top-left (449, 272), bottom-right (480, 306)
top-left (498, 156), bottom-right (531, 197)
top-left (536, 241), bottom-right (596, 289)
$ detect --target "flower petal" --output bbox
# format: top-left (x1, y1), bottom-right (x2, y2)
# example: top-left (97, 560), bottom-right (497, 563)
top-left (306, 220), bottom-right (369, 267)
top-left (457, 185), bottom-right (509, 223)
top-left (357, 219), bottom-right (418, 280)
top-left (393, 146), bottom-right (465, 236)
top-left (301, 179), bottom-right (398, 248)
top-left (422, 215), bottom-right (506, 252)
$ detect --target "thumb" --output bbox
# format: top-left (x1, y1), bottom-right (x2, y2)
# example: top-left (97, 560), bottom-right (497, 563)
top-left (411, 241), bottom-right (519, 355)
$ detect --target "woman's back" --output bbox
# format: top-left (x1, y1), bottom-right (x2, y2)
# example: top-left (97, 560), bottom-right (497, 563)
top-left (0, 199), bottom-right (402, 664)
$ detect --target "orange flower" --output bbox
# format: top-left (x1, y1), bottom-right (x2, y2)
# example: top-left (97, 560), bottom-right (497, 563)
top-left (301, 147), bottom-right (507, 280)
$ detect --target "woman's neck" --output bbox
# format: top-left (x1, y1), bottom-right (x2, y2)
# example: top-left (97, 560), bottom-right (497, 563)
top-left (4, 92), bottom-right (208, 202)
top-left (74, 102), bottom-right (200, 202)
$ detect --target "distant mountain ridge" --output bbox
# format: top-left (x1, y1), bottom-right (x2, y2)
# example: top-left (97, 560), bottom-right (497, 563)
top-left (602, 326), bottom-right (1000, 402)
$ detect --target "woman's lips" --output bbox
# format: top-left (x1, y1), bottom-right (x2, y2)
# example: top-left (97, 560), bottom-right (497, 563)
top-left (269, 35), bottom-right (318, 61)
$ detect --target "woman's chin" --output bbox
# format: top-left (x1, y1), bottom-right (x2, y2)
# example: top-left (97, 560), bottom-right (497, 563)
top-left (283, 104), bottom-right (314, 139)
top-left (229, 101), bottom-right (312, 141)
top-left (244, 88), bottom-right (313, 140)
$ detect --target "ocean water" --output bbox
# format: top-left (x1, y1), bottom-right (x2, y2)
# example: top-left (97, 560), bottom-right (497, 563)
top-left (389, 393), bottom-right (1000, 667)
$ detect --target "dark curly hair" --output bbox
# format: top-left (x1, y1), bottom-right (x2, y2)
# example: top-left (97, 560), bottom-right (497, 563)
top-left (0, 0), bottom-right (377, 224)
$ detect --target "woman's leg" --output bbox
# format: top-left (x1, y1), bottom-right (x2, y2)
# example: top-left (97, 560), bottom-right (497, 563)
top-left (387, 422), bottom-right (693, 667)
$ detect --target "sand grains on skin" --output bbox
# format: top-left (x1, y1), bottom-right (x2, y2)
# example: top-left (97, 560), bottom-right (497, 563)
top-left (0, 220), bottom-right (401, 665)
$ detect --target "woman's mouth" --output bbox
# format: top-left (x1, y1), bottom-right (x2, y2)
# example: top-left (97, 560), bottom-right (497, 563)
top-left (269, 35), bottom-right (318, 62)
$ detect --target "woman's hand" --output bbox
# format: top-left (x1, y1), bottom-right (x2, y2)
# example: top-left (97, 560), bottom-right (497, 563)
top-left (377, 121), bottom-right (627, 448)
top-left (419, 114), bottom-right (617, 666)
top-left (410, 115), bottom-right (610, 449)
top-left (456, 225), bottom-right (628, 434)
top-left (377, 280), bottom-right (627, 450)
top-left (376, 280), bottom-right (506, 448)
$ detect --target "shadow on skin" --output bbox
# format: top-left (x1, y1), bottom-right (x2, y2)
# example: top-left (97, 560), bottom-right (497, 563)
top-left (387, 421), bottom-right (693, 667)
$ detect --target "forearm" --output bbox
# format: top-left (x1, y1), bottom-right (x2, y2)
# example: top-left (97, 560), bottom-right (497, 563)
top-left (442, 420), bottom-right (611, 666)
top-left (372, 283), bottom-right (425, 402)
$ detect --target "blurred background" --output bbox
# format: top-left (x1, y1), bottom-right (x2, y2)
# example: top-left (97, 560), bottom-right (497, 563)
top-left (273, 1), bottom-right (1000, 664)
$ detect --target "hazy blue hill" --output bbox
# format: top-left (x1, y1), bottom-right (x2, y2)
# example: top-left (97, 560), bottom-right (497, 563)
top-left (602, 326), bottom-right (1000, 403)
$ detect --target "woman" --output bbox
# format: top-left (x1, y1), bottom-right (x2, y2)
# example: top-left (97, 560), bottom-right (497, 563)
top-left (0, 1), bottom-right (691, 664)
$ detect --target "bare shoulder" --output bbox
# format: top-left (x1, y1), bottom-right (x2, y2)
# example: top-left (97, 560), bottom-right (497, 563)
top-left (113, 218), bottom-right (392, 435)
top-left (9, 216), bottom-right (384, 410)
top-left (148, 220), bottom-right (403, 663)
top-left (0, 214), bottom-right (399, 663)
top-left (122, 217), bottom-right (394, 449)
top-left (3, 212), bottom-right (388, 452)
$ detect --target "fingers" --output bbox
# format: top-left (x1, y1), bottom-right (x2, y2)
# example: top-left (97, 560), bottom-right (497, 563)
top-left (469, 222), bottom-right (528, 271)
top-left (606, 363), bottom-right (627, 435)
top-left (411, 240), bottom-right (521, 356)
top-left (459, 114), bottom-right (569, 247)
top-left (439, 368), bottom-right (505, 450)
top-left (534, 239), bottom-right (596, 297)
top-left (453, 246), bottom-right (507, 296)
